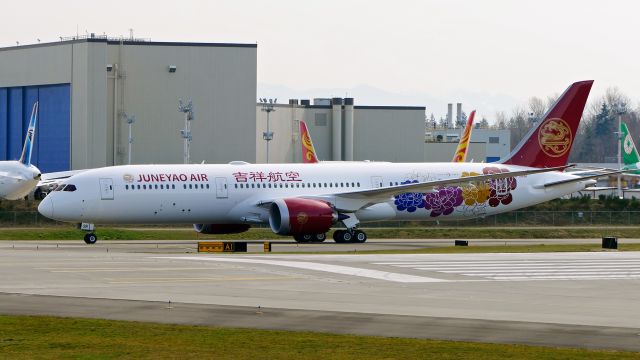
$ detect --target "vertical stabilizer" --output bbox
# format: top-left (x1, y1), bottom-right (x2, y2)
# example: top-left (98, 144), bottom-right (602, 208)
top-left (452, 110), bottom-right (475, 163)
top-left (501, 81), bottom-right (593, 168)
top-left (19, 101), bottom-right (38, 166)
top-left (300, 120), bottom-right (319, 163)
top-left (621, 122), bottom-right (640, 166)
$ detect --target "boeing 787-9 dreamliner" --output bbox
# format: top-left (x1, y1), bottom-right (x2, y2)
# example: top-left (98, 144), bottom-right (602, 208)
top-left (40, 81), bottom-right (605, 244)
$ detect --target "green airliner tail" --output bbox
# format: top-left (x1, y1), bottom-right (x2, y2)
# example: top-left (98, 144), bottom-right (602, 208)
top-left (621, 122), bottom-right (640, 171)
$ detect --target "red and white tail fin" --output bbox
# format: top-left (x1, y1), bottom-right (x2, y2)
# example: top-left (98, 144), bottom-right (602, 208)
top-left (300, 120), bottom-right (319, 163)
top-left (452, 110), bottom-right (475, 163)
top-left (501, 80), bottom-right (593, 168)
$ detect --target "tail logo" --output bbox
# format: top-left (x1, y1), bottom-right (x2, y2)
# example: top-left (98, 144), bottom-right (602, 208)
top-left (538, 118), bottom-right (572, 158)
top-left (302, 131), bottom-right (317, 162)
top-left (624, 134), bottom-right (634, 155)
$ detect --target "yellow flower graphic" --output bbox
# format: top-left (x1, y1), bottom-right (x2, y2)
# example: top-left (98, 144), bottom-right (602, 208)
top-left (462, 183), bottom-right (491, 206)
top-left (461, 171), bottom-right (490, 206)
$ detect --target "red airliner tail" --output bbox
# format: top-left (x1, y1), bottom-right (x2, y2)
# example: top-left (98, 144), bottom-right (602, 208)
top-left (501, 80), bottom-right (593, 168)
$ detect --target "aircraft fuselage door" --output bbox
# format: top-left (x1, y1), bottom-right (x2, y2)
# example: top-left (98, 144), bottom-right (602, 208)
top-left (215, 177), bottom-right (228, 198)
top-left (371, 176), bottom-right (383, 188)
top-left (99, 178), bottom-right (114, 200)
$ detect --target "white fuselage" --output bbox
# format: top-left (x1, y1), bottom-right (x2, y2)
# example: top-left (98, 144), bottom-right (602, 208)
top-left (0, 161), bottom-right (41, 200)
top-left (39, 162), bottom-right (587, 226)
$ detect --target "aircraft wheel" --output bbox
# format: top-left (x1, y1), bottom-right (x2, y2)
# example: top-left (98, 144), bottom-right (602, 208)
top-left (340, 231), bottom-right (353, 243)
top-left (333, 230), bottom-right (345, 243)
top-left (353, 230), bottom-right (367, 243)
top-left (314, 233), bottom-right (327, 242)
top-left (294, 234), bottom-right (314, 243)
top-left (84, 233), bottom-right (97, 245)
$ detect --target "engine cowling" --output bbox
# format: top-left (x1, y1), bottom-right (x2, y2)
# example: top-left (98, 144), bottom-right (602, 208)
top-left (193, 224), bottom-right (251, 234)
top-left (269, 198), bottom-right (337, 235)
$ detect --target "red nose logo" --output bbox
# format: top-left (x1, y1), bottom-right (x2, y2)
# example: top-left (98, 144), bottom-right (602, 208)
top-left (538, 118), bottom-right (572, 158)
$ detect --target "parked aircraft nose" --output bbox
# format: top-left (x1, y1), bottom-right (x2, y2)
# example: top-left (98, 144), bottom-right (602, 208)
top-left (38, 196), bottom-right (54, 219)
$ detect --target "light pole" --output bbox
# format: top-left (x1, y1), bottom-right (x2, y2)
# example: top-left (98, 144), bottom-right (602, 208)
top-left (260, 98), bottom-right (276, 163)
top-left (125, 114), bottom-right (135, 165)
top-left (178, 99), bottom-right (194, 164)
top-left (616, 102), bottom-right (626, 199)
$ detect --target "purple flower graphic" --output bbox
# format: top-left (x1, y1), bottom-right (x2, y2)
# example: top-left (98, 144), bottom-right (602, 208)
top-left (424, 187), bottom-right (463, 217)
top-left (394, 180), bottom-right (425, 212)
top-left (483, 167), bottom-right (517, 207)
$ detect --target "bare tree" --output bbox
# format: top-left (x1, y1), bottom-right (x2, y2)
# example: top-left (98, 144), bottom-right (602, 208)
top-left (528, 96), bottom-right (546, 123)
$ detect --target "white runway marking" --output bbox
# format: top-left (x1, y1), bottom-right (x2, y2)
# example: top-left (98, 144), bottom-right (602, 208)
top-left (375, 256), bottom-right (640, 281)
top-left (159, 256), bottom-right (447, 283)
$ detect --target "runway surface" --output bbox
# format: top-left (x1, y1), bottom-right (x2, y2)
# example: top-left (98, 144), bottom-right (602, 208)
top-left (1, 241), bottom-right (639, 351)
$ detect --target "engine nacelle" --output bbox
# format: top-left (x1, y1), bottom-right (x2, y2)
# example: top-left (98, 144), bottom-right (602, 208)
top-left (269, 198), bottom-right (336, 235)
top-left (193, 224), bottom-right (251, 234)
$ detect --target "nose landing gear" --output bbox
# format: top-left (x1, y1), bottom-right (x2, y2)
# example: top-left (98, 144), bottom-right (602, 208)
top-left (83, 233), bottom-right (98, 244)
top-left (78, 223), bottom-right (98, 244)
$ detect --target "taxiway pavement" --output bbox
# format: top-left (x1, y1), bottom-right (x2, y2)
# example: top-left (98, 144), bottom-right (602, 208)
top-left (1, 241), bottom-right (639, 351)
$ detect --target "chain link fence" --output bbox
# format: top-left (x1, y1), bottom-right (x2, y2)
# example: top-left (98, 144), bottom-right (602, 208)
top-left (2, 211), bottom-right (640, 227)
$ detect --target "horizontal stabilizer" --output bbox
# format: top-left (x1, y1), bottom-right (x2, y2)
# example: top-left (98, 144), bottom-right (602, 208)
top-left (539, 170), bottom-right (622, 188)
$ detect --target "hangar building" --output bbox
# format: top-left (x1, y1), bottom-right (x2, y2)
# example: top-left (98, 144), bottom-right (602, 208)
top-left (255, 98), bottom-right (426, 163)
top-left (0, 35), bottom-right (257, 172)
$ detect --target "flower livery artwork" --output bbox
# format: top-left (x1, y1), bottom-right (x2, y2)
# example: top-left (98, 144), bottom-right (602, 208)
top-left (393, 180), bottom-right (425, 212)
top-left (483, 167), bottom-right (517, 207)
top-left (424, 186), bottom-right (463, 217)
top-left (460, 171), bottom-right (490, 206)
top-left (393, 167), bottom-right (517, 218)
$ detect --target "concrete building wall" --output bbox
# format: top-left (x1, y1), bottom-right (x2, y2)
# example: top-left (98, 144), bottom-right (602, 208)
top-left (354, 107), bottom-right (424, 162)
top-left (0, 39), bottom-right (257, 170)
top-left (424, 142), bottom-right (486, 162)
top-left (254, 103), bottom-right (426, 163)
top-left (425, 128), bottom-right (510, 162)
top-left (0, 44), bottom-right (72, 86)
top-left (71, 41), bottom-right (108, 169)
top-left (107, 42), bottom-right (257, 165)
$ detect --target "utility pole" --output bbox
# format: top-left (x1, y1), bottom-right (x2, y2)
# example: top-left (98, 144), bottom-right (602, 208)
top-left (259, 98), bottom-right (276, 163)
top-left (616, 103), bottom-right (626, 199)
top-left (125, 114), bottom-right (135, 164)
top-left (178, 99), bottom-right (194, 164)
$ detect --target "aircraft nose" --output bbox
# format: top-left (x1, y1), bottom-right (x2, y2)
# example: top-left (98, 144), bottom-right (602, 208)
top-left (38, 196), bottom-right (54, 219)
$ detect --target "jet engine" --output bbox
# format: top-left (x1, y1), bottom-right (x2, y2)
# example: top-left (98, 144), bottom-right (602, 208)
top-left (269, 198), bottom-right (337, 235)
top-left (193, 224), bottom-right (251, 234)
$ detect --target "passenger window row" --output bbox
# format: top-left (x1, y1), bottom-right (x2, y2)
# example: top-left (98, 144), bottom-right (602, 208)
top-left (125, 183), bottom-right (210, 190)
top-left (234, 182), bottom-right (361, 189)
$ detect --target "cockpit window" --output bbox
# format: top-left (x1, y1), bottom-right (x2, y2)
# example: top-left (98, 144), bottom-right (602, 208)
top-left (53, 184), bottom-right (65, 191)
top-left (63, 184), bottom-right (77, 192)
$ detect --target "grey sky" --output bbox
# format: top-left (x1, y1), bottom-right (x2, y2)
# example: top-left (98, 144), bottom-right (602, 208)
top-left (3, 0), bottom-right (638, 120)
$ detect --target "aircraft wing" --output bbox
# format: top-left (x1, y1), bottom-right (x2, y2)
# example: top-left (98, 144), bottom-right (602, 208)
top-left (38, 170), bottom-right (87, 187)
top-left (324, 165), bottom-right (572, 211)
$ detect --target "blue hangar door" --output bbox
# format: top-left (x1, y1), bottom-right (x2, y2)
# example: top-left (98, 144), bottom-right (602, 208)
top-left (0, 84), bottom-right (70, 172)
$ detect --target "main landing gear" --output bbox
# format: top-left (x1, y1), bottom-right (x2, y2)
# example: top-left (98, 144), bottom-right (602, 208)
top-left (78, 223), bottom-right (98, 244)
top-left (293, 233), bottom-right (327, 243)
top-left (333, 229), bottom-right (367, 243)
top-left (331, 212), bottom-right (367, 243)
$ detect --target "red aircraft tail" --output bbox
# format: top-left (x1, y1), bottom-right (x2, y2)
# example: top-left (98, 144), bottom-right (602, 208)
top-left (501, 80), bottom-right (593, 168)
top-left (300, 120), bottom-right (319, 163)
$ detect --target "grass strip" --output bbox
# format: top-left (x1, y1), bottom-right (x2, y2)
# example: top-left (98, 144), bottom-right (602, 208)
top-left (0, 315), bottom-right (638, 360)
top-left (0, 227), bottom-right (639, 241)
